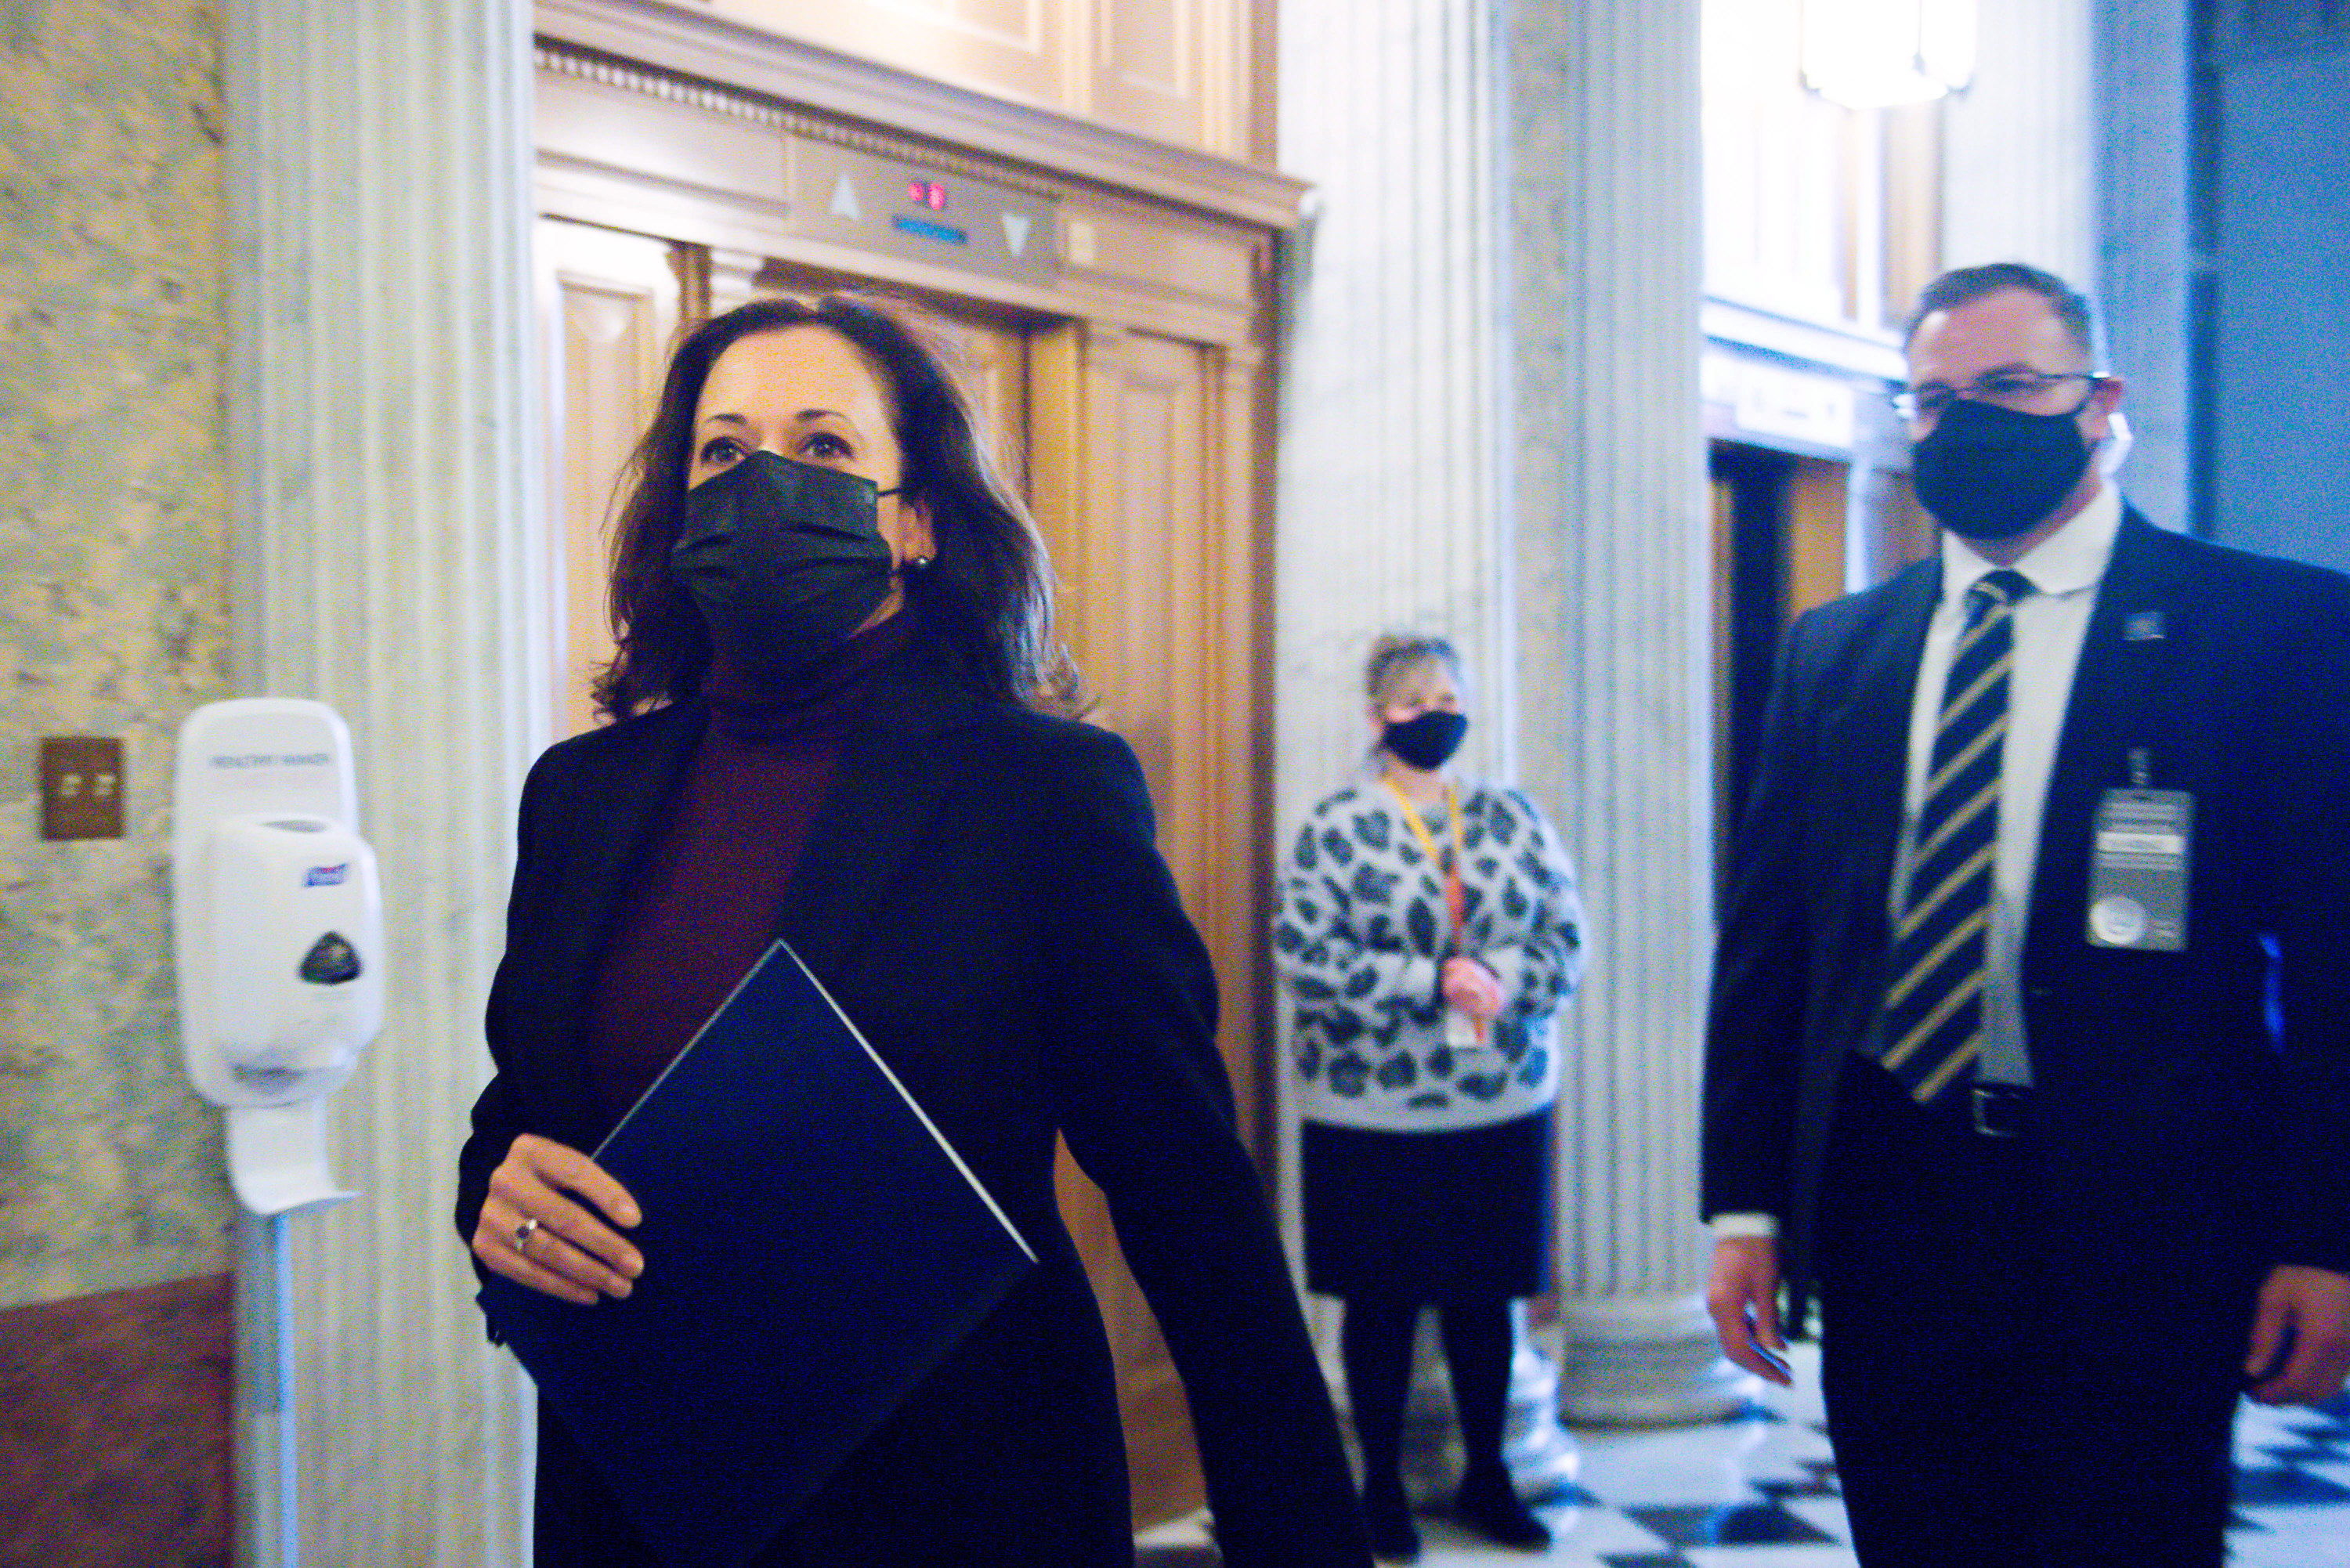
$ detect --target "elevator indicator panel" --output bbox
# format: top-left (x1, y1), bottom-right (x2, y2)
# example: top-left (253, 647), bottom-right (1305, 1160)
top-left (794, 138), bottom-right (1054, 286)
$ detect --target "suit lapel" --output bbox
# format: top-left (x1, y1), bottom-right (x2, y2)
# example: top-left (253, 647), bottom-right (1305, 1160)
top-left (775, 632), bottom-right (982, 985)
top-left (2026, 509), bottom-right (2182, 974)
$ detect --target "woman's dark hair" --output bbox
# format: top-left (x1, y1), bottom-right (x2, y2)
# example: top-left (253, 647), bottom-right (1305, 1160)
top-left (593, 291), bottom-right (1080, 721)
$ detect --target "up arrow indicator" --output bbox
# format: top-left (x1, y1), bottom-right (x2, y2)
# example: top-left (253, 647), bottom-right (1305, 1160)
top-left (828, 175), bottom-right (862, 222)
top-left (1001, 210), bottom-right (1032, 258)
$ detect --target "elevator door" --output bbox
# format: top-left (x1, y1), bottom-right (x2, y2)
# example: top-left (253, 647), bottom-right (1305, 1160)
top-left (1708, 443), bottom-right (1850, 887)
top-left (538, 226), bottom-right (1266, 1527)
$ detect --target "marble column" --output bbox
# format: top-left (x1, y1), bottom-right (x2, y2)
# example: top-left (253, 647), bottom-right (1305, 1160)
top-left (223, 2), bottom-right (545, 1563)
top-left (1509, 0), bottom-right (1753, 1424)
top-left (1942, 0), bottom-right (2098, 285)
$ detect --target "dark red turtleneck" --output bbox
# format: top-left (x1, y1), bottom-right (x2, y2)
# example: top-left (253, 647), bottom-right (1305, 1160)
top-left (584, 613), bottom-right (913, 1120)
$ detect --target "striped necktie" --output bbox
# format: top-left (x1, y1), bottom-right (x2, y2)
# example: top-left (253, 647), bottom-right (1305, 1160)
top-left (1880, 569), bottom-right (2034, 1108)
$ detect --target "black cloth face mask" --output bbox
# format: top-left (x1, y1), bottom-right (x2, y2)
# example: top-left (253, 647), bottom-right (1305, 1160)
top-left (1910, 396), bottom-right (2094, 543)
top-left (671, 450), bottom-right (902, 679)
top-left (1383, 710), bottom-right (1470, 770)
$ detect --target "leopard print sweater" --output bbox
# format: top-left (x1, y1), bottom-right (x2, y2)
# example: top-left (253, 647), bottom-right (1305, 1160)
top-left (1274, 780), bottom-right (1584, 1131)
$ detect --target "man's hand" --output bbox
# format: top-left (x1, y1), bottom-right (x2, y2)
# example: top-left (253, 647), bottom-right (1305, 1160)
top-left (1706, 1236), bottom-right (1791, 1386)
top-left (2245, 1264), bottom-right (2350, 1404)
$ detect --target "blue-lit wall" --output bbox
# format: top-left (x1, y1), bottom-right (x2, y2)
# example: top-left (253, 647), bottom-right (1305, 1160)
top-left (2210, 43), bottom-right (2350, 576)
top-left (2098, 4), bottom-right (2349, 574)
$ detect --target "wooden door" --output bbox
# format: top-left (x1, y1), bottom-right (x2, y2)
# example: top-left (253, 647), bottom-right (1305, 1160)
top-left (544, 248), bottom-right (1268, 1528)
top-left (745, 271), bottom-right (1268, 1524)
top-left (536, 219), bottom-right (685, 739)
top-left (1031, 321), bottom-right (1267, 1526)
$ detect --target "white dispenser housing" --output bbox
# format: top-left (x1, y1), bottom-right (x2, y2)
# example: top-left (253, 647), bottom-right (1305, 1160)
top-left (175, 699), bottom-right (383, 1212)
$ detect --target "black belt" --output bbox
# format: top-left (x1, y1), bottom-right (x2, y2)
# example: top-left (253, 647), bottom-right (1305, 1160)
top-left (1971, 1082), bottom-right (2029, 1139)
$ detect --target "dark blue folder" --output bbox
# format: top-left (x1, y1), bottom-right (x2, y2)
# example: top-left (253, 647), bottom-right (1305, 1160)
top-left (480, 940), bottom-right (1036, 1567)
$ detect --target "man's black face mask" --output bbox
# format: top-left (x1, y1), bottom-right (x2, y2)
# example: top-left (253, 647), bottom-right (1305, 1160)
top-left (671, 451), bottom-right (900, 678)
top-left (1910, 397), bottom-right (2094, 544)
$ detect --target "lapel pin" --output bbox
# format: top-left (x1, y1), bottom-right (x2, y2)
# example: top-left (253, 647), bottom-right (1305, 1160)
top-left (2124, 611), bottom-right (2166, 642)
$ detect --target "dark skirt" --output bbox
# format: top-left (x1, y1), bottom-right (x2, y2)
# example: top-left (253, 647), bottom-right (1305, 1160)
top-left (1301, 1108), bottom-right (1554, 1302)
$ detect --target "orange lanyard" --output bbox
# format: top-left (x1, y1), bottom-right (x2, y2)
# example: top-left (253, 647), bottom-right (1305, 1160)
top-left (1382, 778), bottom-right (1467, 952)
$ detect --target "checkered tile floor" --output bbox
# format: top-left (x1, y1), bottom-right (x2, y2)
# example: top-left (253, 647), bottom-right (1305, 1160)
top-left (1137, 1342), bottom-right (2350, 1566)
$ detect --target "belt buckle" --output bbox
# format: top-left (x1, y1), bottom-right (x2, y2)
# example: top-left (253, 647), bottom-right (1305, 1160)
top-left (1970, 1083), bottom-right (2026, 1139)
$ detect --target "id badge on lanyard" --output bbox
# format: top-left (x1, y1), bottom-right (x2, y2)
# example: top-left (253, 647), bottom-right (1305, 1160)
top-left (1383, 779), bottom-right (1487, 1049)
top-left (2087, 747), bottom-right (2193, 952)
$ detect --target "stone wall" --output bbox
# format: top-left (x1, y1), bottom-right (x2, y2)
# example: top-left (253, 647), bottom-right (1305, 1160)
top-left (0, 0), bottom-right (233, 1313)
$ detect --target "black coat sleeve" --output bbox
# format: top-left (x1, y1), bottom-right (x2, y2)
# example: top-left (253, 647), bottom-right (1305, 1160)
top-left (1701, 611), bottom-right (1819, 1223)
top-left (1036, 725), bottom-right (1372, 1568)
top-left (2254, 565), bottom-right (2350, 1275)
top-left (453, 746), bottom-right (560, 1266)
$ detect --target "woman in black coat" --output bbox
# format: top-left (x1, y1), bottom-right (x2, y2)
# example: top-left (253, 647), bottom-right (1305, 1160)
top-left (454, 294), bottom-right (1369, 1568)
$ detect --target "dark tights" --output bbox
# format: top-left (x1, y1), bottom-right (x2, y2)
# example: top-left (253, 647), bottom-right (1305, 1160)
top-left (1339, 1294), bottom-right (1515, 1503)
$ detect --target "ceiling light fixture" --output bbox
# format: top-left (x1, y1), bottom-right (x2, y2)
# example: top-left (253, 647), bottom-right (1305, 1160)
top-left (1802, 0), bottom-right (1977, 110)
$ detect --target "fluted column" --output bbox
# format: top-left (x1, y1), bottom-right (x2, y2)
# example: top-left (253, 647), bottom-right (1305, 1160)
top-left (225, 2), bottom-right (544, 1563)
top-left (1510, 0), bottom-right (1749, 1423)
top-left (1943, 0), bottom-right (2097, 284)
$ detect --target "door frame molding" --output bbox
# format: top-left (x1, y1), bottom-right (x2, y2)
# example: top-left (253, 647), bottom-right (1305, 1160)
top-left (535, 0), bottom-right (1309, 227)
top-left (534, 30), bottom-right (1283, 347)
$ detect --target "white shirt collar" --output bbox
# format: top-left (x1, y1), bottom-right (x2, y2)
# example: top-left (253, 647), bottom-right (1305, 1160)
top-left (1940, 482), bottom-right (2124, 605)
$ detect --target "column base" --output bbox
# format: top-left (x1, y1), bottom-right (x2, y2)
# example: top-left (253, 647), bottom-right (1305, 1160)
top-left (1558, 1292), bottom-right (1759, 1426)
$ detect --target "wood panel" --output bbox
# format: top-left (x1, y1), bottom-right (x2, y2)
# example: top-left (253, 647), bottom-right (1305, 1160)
top-left (0, 1274), bottom-right (233, 1566)
top-left (537, 220), bottom-right (685, 737)
top-left (1036, 320), bottom-right (1267, 1525)
top-left (1701, 0), bottom-right (1943, 333)
top-left (681, 0), bottom-right (1247, 157)
top-left (1783, 455), bottom-right (1849, 617)
top-left (701, 0), bottom-right (1071, 110)
top-left (1090, 0), bottom-right (1213, 150)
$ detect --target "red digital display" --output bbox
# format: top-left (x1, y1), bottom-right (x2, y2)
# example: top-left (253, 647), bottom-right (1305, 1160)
top-left (906, 179), bottom-right (949, 212)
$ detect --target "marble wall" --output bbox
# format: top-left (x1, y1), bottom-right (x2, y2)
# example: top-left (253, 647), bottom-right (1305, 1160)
top-left (0, 0), bottom-right (234, 1312)
top-left (2095, 0), bottom-right (2193, 534)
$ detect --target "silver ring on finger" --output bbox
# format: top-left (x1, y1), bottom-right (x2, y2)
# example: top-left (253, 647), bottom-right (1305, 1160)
top-left (512, 1216), bottom-right (541, 1252)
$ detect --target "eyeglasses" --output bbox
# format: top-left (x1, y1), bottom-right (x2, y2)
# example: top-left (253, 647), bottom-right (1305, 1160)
top-left (1890, 371), bottom-right (2106, 425)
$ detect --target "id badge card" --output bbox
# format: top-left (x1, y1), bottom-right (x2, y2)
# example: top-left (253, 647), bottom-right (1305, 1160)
top-left (1444, 1006), bottom-right (1489, 1053)
top-left (2087, 789), bottom-right (2193, 951)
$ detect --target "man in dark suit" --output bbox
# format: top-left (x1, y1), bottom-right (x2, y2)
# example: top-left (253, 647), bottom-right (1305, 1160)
top-left (1701, 261), bottom-right (2350, 1567)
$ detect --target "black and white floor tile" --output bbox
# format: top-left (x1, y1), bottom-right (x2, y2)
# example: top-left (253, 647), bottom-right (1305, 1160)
top-left (1137, 1342), bottom-right (2350, 1567)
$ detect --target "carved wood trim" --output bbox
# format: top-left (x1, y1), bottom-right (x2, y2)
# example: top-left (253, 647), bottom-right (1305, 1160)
top-left (535, 0), bottom-right (1311, 229)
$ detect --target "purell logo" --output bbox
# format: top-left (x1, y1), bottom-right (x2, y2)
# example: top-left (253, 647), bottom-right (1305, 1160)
top-left (304, 864), bottom-right (349, 887)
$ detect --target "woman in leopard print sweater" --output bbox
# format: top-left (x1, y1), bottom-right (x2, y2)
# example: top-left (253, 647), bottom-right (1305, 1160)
top-left (1274, 635), bottom-right (1584, 1561)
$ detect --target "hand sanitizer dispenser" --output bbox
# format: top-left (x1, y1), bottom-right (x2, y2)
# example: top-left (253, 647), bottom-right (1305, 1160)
top-left (175, 699), bottom-right (383, 1214)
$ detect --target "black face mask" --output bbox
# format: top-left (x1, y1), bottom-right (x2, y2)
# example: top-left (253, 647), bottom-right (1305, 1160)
top-left (1911, 397), bottom-right (2093, 543)
top-left (672, 451), bottom-right (900, 678)
top-left (1383, 710), bottom-right (1470, 770)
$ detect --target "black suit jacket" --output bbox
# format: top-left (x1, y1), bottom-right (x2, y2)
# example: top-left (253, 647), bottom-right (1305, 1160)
top-left (454, 627), bottom-right (1370, 1568)
top-left (1703, 509), bottom-right (2350, 1320)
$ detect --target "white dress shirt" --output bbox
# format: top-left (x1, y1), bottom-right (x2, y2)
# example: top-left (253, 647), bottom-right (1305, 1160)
top-left (1712, 485), bottom-right (2123, 1242)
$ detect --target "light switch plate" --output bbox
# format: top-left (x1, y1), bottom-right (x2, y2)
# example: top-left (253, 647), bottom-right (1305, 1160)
top-left (41, 736), bottom-right (125, 840)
